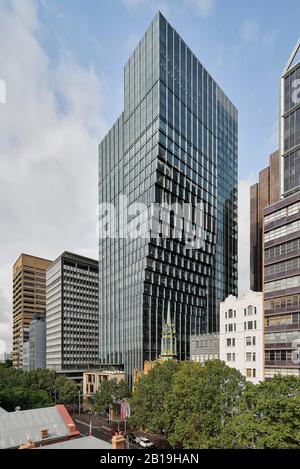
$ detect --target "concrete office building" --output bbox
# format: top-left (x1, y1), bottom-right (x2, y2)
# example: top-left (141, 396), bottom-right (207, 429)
top-left (12, 254), bottom-right (52, 368)
top-left (220, 291), bottom-right (264, 384)
top-left (29, 315), bottom-right (46, 370)
top-left (264, 38), bottom-right (300, 378)
top-left (250, 151), bottom-right (281, 291)
top-left (46, 252), bottom-right (99, 381)
top-left (98, 12), bottom-right (238, 379)
top-left (22, 341), bottom-right (30, 372)
top-left (190, 332), bottom-right (219, 364)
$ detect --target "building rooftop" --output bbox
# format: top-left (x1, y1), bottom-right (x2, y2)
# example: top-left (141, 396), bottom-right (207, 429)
top-left (0, 405), bottom-right (79, 449)
top-left (38, 435), bottom-right (112, 450)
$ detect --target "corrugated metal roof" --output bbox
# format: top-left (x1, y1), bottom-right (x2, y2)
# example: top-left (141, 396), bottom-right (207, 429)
top-left (39, 436), bottom-right (112, 449)
top-left (0, 406), bottom-right (69, 449)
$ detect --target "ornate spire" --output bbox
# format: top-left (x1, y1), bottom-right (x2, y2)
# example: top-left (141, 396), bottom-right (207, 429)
top-left (160, 301), bottom-right (177, 361)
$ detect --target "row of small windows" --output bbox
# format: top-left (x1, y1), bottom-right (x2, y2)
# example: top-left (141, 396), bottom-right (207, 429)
top-left (265, 330), bottom-right (300, 344)
top-left (265, 313), bottom-right (300, 328)
top-left (265, 238), bottom-right (300, 260)
top-left (265, 350), bottom-right (296, 362)
top-left (265, 219), bottom-right (300, 242)
top-left (265, 256), bottom-right (300, 277)
top-left (264, 200), bottom-right (300, 225)
top-left (265, 275), bottom-right (300, 294)
top-left (244, 321), bottom-right (257, 331)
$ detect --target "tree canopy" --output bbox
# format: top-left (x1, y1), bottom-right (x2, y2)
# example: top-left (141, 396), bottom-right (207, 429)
top-left (129, 360), bottom-right (179, 433)
top-left (0, 366), bottom-right (78, 411)
top-left (129, 359), bottom-right (300, 449)
top-left (93, 379), bottom-right (130, 416)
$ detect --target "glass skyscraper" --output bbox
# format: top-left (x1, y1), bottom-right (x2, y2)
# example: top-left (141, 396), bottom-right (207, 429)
top-left (98, 12), bottom-right (238, 379)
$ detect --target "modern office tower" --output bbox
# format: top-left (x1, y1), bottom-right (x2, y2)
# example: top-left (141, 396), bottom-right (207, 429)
top-left (98, 12), bottom-right (238, 379)
top-left (12, 254), bottom-right (52, 368)
top-left (46, 252), bottom-right (99, 381)
top-left (219, 291), bottom-right (264, 384)
top-left (190, 332), bottom-right (219, 365)
top-left (29, 315), bottom-right (46, 370)
top-left (250, 151), bottom-right (280, 291)
top-left (263, 38), bottom-right (300, 378)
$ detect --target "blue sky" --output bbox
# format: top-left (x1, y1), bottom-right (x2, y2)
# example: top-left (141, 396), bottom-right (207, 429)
top-left (38, 0), bottom-right (300, 179)
top-left (0, 0), bottom-right (300, 352)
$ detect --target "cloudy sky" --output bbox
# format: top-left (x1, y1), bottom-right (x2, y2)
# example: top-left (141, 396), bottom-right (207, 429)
top-left (0, 0), bottom-right (299, 353)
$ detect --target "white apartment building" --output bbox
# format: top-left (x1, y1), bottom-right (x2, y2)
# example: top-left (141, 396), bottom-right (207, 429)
top-left (220, 291), bottom-right (264, 384)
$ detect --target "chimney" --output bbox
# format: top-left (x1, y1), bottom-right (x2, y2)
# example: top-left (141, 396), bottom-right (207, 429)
top-left (19, 439), bottom-right (36, 449)
top-left (112, 432), bottom-right (126, 450)
top-left (40, 429), bottom-right (49, 439)
top-left (67, 423), bottom-right (77, 435)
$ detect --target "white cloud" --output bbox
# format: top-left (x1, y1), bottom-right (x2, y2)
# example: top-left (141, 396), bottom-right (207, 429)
top-left (238, 17), bottom-right (278, 47)
top-left (0, 0), bottom-right (109, 352)
top-left (120, 0), bottom-right (148, 8)
top-left (238, 176), bottom-right (255, 295)
top-left (186, 0), bottom-right (216, 17)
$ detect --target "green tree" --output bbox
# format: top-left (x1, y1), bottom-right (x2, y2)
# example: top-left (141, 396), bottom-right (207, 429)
top-left (57, 379), bottom-right (78, 407)
top-left (129, 360), bottom-right (179, 433)
top-left (221, 375), bottom-right (300, 449)
top-left (93, 379), bottom-right (130, 416)
top-left (163, 360), bottom-right (248, 449)
top-left (0, 387), bottom-right (51, 411)
top-left (0, 366), bottom-right (25, 390)
top-left (25, 369), bottom-right (58, 395)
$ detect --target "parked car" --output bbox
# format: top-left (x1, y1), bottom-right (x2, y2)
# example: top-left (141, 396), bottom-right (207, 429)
top-left (139, 437), bottom-right (154, 448)
top-left (127, 433), bottom-right (137, 444)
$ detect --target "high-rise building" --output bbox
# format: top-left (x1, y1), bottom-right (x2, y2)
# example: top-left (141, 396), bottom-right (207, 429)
top-left (98, 12), bottom-right (238, 379)
top-left (219, 291), bottom-right (264, 384)
top-left (263, 38), bottom-right (300, 378)
top-left (12, 254), bottom-right (52, 368)
top-left (46, 252), bottom-right (99, 381)
top-left (250, 151), bottom-right (280, 292)
top-left (29, 315), bottom-right (46, 370)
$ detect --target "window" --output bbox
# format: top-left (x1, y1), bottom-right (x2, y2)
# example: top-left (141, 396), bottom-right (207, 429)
top-left (227, 353), bottom-right (232, 362)
top-left (253, 352), bottom-right (256, 361)
top-left (227, 338), bottom-right (232, 347)
top-left (246, 369), bottom-right (252, 378)
top-left (253, 369), bottom-right (256, 378)
top-left (228, 309), bottom-right (233, 319)
top-left (246, 352), bottom-right (252, 362)
top-left (246, 336), bottom-right (251, 346)
top-left (252, 336), bottom-right (256, 346)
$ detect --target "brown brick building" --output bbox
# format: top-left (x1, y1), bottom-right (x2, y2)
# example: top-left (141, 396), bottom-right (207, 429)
top-left (12, 254), bottom-right (52, 368)
top-left (250, 151), bottom-right (280, 291)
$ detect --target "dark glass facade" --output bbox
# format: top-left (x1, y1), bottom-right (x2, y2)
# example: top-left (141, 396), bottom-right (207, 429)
top-left (283, 62), bottom-right (300, 195)
top-left (98, 13), bottom-right (238, 378)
